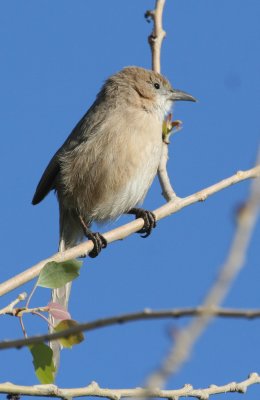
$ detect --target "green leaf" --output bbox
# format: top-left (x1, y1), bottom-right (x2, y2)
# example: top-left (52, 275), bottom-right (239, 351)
top-left (54, 319), bottom-right (85, 348)
top-left (29, 343), bottom-right (55, 384)
top-left (37, 259), bottom-right (82, 289)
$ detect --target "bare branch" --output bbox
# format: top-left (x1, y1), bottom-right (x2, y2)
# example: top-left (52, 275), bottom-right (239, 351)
top-left (1, 306), bottom-right (260, 351)
top-left (146, 0), bottom-right (166, 74)
top-left (19, 317), bottom-right (27, 338)
top-left (0, 293), bottom-right (27, 315)
top-left (1, 305), bottom-right (49, 317)
top-left (146, 0), bottom-right (178, 201)
top-left (0, 165), bottom-right (259, 297)
top-left (158, 142), bottom-right (178, 201)
top-left (146, 154), bottom-right (260, 388)
top-left (0, 372), bottom-right (259, 398)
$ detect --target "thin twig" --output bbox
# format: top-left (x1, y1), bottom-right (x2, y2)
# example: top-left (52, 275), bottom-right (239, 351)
top-left (0, 165), bottom-right (259, 297)
top-left (1, 305), bottom-right (49, 317)
top-left (149, 0), bottom-right (178, 201)
top-left (32, 311), bottom-right (54, 328)
top-left (146, 153), bottom-right (260, 388)
top-left (25, 280), bottom-right (38, 308)
top-left (158, 142), bottom-right (178, 201)
top-left (0, 372), bottom-right (259, 398)
top-left (0, 292), bottom-right (27, 315)
top-left (1, 306), bottom-right (260, 351)
top-left (19, 317), bottom-right (27, 338)
top-left (146, 0), bottom-right (166, 74)
top-left (146, 0), bottom-right (177, 202)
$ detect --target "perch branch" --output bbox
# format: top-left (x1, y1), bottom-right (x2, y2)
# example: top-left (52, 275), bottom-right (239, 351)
top-left (0, 165), bottom-right (259, 297)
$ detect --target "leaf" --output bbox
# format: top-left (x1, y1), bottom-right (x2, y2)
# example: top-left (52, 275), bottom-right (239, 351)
top-left (54, 319), bottom-right (84, 348)
top-left (37, 259), bottom-right (82, 289)
top-left (29, 343), bottom-right (55, 384)
top-left (162, 114), bottom-right (182, 143)
top-left (48, 302), bottom-right (71, 320)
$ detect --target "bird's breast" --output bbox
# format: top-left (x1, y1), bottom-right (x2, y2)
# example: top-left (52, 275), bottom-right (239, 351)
top-left (60, 110), bottom-right (163, 222)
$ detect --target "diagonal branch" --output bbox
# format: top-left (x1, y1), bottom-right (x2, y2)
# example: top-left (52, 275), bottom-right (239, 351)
top-left (0, 372), bottom-right (259, 398)
top-left (0, 165), bottom-right (259, 297)
top-left (2, 305), bottom-right (260, 320)
top-left (1, 306), bottom-right (260, 350)
top-left (146, 153), bottom-right (260, 388)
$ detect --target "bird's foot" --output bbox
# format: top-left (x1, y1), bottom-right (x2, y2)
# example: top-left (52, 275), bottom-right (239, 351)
top-left (78, 214), bottom-right (107, 258)
top-left (85, 231), bottom-right (107, 258)
top-left (128, 208), bottom-right (157, 238)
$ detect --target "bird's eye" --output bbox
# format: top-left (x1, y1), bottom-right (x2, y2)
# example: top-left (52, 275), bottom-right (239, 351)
top-left (154, 83), bottom-right (160, 89)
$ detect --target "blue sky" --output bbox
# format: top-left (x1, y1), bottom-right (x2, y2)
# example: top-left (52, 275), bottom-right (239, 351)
top-left (0, 1), bottom-right (259, 398)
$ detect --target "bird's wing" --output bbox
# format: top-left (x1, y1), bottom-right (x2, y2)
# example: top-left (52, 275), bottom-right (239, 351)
top-left (32, 113), bottom-right (90, 205)
top-left (32, 148), bottom-right (61, 205)
top-left (32, 96), bottom-right (109, 205)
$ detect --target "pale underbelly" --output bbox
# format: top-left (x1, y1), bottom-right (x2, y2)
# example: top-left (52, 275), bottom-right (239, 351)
top-left (87, 143), bottom-right (162, 222)
top-left (90, 169), bottom-right (156, 222)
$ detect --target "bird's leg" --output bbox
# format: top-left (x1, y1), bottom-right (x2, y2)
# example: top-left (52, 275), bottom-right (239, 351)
top-left (128, 208), bottom-right (157, 238)
top-left (78, 215), bottom-right (107, 258)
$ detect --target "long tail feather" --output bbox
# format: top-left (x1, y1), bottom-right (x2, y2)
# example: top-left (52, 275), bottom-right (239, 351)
top-left (50, 208), bottom-right (83, 371)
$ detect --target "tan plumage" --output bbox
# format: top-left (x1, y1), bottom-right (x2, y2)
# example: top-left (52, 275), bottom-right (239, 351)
top-left (32, 66), bottom-right (196, 368)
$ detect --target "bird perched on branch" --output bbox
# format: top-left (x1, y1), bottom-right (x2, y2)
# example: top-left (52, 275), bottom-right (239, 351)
top-left (32, 66), bottom-right (196, 366)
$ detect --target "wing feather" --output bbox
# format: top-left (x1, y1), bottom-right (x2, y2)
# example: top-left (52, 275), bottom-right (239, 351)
top-left (32, 94), bottom-right (109, 205)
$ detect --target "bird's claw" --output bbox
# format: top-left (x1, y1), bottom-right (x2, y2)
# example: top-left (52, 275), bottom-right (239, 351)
top-left (87, 232), bottom-right (107, 258)
top-left (78, 214), bottom-right (107, 258)
top-left (133, 209), bottom-right (157, 238)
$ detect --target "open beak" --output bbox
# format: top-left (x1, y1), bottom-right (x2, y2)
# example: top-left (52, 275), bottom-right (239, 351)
top-left (170, 89), bottom-right (197, 102)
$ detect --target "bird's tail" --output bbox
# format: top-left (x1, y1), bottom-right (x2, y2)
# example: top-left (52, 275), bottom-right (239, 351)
top-left (50, 208), bottom-right (83, 371)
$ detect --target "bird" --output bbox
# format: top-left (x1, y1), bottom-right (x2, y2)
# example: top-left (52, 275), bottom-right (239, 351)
top-left (32, 66), bottom-right (196, 367)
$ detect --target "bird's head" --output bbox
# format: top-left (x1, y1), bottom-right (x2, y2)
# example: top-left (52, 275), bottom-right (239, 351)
top-left (105, 66), bottom-right (196, 121)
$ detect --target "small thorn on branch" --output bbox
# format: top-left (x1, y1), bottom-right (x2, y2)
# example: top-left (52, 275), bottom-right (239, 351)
top-left (148, 34), bottom-right (157, 44)
top-left (145, 10), bottom-right (155, 22)
top-left (236, 384), bottom-right (247, 393)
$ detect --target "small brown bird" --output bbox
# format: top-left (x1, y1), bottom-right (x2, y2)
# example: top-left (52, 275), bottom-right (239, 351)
top-left (32, 66), bottom-right (196, 366)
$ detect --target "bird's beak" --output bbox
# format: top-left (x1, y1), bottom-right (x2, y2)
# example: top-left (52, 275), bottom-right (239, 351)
top-left (170, 89), bottom-right (197, 102)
